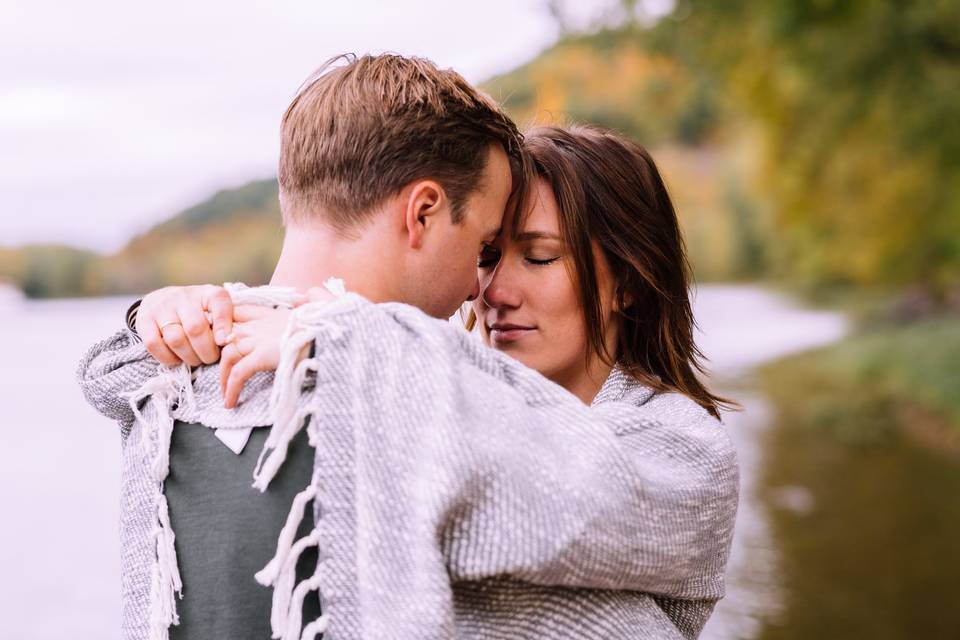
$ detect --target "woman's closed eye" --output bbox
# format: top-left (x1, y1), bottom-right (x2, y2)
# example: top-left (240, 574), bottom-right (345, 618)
top-left (525, 255), bottom-right (560, 266)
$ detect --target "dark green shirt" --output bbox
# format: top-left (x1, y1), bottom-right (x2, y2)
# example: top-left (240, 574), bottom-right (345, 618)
top-left (165, 420), bottom-right (322, 638)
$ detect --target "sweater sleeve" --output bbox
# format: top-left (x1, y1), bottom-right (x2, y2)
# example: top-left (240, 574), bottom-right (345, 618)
top-left (293, 295), bottom-right (739, 636)
top-left (76, 325), bottom-right (160, 437)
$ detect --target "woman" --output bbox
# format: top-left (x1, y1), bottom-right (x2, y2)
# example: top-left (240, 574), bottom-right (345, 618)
top-left (469, 125), bottom-right (729, 416)
top-left (84, 125), bottom-right (739, 639)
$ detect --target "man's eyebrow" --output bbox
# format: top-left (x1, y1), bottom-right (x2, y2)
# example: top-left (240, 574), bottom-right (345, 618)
top-left (515, 231), bottom-right (561, 242)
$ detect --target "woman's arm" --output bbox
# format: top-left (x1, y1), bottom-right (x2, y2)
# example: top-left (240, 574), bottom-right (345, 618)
top-left (76, 324), bottom-right (160, 437)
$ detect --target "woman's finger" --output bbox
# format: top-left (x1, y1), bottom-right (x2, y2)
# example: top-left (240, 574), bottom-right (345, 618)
top-left (220, 308), bottom-right (293, 407)
top-left (234, 336), bottom-right (257, 357)
top-left (224, 353), bottom-right (267, 409)
top-left (203, 286), bottom-right (234, 346)
top-left (139, 320), bottom-right (182, 366)
top-left (177, 298), bottom-right (219, 365)
top-left (158, 316), bottom-right (203, 367)
top-left (224, 318), bottom-right (259, 343)
top-left (219, 343), bottom-right (242, 397)
top-left (233, 304), bottom-right (272, 322)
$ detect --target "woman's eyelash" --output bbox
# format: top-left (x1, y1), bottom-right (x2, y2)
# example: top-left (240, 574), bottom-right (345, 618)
top-left (526, 257), bottom-right (559, 266)
top-left (477, 251), bottom-right (558, 268)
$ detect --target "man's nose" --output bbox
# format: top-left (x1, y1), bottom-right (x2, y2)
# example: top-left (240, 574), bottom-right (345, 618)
top-left (465, 274), bottom-right (481, 302)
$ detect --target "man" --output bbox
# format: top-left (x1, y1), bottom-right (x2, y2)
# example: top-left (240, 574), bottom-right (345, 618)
top-left (79, 53), bottom-right (523, 640)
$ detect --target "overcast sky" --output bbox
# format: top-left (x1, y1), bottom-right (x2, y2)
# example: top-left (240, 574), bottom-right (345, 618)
top-left (0, 0), bottom-right (579, 252)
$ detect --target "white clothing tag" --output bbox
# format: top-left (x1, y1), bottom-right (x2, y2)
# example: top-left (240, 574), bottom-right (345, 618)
top-left (214, 427), bottom-right (254, 455)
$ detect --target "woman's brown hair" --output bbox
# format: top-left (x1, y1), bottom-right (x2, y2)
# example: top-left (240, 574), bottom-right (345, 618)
top-left (473, 124), bottom-right (735, 419)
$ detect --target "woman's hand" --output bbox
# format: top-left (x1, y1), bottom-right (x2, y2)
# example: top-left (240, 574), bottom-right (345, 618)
top-left (135, 285), bottom-right (234, 367)
top-left (219, 305), bottom-right (295, 408)
top-left (218, 287), bottom-right (337, 408)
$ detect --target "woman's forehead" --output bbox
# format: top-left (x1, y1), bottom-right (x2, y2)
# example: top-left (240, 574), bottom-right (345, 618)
top-left (512, 177), bottom-right (559, 237)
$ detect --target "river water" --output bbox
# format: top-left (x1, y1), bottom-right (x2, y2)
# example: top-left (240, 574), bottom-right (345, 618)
top-left (693, 285), bottom-right (848, 640)
top-left (0, 284), bottom-right (848, 639)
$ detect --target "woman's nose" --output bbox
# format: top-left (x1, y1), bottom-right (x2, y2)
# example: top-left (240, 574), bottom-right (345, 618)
top-left (480, 262), bottom-right (521, 309)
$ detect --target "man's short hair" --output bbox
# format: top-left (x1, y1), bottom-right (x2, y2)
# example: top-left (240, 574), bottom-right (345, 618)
top-left (278, 53), bottom-right (523, 231)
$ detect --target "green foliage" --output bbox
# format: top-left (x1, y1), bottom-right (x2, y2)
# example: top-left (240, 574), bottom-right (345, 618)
top-left (483, 27), bottom-right (724, 146)
top-left (816, 316), bottom-right (960, 426)
top-left (652, 0), bottom-right (960, 291)
top-left (763, 315), bottom-right (960, 436)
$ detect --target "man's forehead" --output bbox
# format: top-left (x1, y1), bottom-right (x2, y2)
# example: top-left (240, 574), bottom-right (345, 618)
top-left (488, 144), bottom-right (514, 189)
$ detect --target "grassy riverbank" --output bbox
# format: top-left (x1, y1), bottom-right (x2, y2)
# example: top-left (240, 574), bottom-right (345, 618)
top-left (756, 315), bottom-right (960, 638)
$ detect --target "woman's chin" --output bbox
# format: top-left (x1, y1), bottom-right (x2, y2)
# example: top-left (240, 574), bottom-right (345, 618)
top-left (489, 340), bottom-right (542, 372)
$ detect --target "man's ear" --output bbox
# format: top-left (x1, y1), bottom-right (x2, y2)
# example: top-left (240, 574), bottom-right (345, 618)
top-left (403, 180), bottom-right (446, 249)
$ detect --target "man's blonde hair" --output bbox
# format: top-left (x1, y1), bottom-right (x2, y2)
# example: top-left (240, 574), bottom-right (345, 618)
top-left (278, 53), bottom-right (523, 231)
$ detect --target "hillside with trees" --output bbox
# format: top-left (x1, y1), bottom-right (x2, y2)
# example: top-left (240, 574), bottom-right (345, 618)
top-left (3, 1), bottom-right (957, 303)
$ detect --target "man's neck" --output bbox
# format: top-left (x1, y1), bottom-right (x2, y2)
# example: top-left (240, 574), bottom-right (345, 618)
top-left (269, 221), bottom-right (401, 303)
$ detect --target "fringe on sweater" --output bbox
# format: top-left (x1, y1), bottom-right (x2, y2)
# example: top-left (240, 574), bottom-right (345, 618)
top-left (125, 281), bottom-right (342, 640)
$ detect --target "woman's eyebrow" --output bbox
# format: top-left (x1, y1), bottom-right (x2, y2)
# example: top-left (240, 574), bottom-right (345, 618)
top-left (515, 231), bottom-right (561, 242)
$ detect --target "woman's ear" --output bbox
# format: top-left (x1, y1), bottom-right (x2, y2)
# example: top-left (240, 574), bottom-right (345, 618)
top-left (614, 284), bottom-right (634, 314)
top-left (403, 180), bottom-right (445, 249)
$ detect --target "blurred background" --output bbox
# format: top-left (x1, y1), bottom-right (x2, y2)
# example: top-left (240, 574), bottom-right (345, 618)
top-left (2, 1), bottom-right (958, 638)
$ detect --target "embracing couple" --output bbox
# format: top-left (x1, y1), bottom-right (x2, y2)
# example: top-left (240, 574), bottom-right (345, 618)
top-left (79, 53), bottom-right (739, 640)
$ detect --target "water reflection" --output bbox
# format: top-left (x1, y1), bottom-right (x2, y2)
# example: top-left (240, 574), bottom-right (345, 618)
top-left (1, 291), bottom-right (128, 639)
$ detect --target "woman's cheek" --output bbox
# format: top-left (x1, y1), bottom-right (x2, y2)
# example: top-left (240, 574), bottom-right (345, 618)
top-left (551, 290), bottom-right (591, 373)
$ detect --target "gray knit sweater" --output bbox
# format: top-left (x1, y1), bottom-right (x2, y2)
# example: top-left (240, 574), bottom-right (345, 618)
top-left (77, 287), bottom-right (739, 640)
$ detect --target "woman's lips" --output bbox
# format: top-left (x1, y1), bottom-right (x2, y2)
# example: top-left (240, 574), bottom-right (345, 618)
top-left (488, 323), bottom-right (535, 345)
